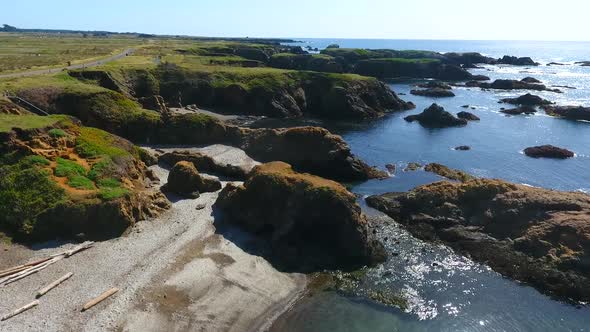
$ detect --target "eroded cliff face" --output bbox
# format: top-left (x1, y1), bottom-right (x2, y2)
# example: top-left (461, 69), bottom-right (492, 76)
top-left (0, 115), bottom-right (169, 241)
top-left (367, 178), bottom-right (590, 302)
top-left (152, 63), bottom-right (413, 119)
top-left (216, 162), bottom-right (386, 271)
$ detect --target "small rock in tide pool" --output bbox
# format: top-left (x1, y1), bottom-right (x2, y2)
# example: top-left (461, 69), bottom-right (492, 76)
top-left (404, 162), bottom-right (422, 171)
top-left (432, 262), bottom-right (439, 267)
top-left (195, 203), bottom-right (207, 210)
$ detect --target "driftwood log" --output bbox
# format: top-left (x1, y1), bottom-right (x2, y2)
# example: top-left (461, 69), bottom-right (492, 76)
top-left (82, 288), bottom-right (119, 312)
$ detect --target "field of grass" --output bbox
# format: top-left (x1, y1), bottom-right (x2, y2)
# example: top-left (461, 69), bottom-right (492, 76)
top-left (0, 114), bottom-right (69, 132)
top-left (0, 32), bottom-right (145, 73)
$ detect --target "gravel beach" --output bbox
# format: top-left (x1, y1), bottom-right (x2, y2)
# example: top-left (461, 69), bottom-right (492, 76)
top-left (0, 145), bottom-right (306, 332)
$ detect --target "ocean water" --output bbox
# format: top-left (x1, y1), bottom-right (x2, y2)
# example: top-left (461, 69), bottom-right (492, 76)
top-left (272, 40), bottom-right (590, 331)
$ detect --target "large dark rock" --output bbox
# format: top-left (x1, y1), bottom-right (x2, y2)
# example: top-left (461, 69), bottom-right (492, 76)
top-left (159, 151), bottom-right (249, 180)
top-left (215, 162), bottom-right (386, 271)
top-left (239, 126), bottom-right (388, 182)
top-left (500, 93), bottom-right (552, 106)
top-left (366, 178), bottom-right (590, 301)
top-left (501, 106), bottom-right (538, 115)
top-left (575, 61), bottom-right (590, 67)
top-left (410, 88), bottom-right (455, 97)
top-left (404, 103), bottom-right (468, 128)
top-left (162, 161), bottom-right (222, 197)
top-left (457, 111), bottom-right (480, 121)
top-left (424, 163), bottom-right (475, 182)
top-left (524, 145), bottom-right (575, 159)
top-left (473, 79), bottom-right (561, 93)
top-left (521, 77), bottom-right (542, 84)
top-left (497, 55), bottom-right (538, 66)
top-left (543, 106), bottom-right (590, 121)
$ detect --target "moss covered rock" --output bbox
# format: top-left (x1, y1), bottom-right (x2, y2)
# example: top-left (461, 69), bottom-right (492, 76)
top-left (0, 114), bottom-right (169, 242)
top-left (216, 162), bottom-right (386, 271)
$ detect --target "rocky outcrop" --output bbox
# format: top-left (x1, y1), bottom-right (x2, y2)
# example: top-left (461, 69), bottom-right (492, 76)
top-left (497, 56), bottom-right (539, 66)
top-left (524, 145), bottom-right (575, 159)
top-left (215, 162), bottom-right (386, 271)
top-left (355, 60), bottom-right (473, 81)
top-left (159, 150), bottom-right (250, 180)
top-left (162, 161), bottom-right (222, 197)
top-left (416, 81), bottom-right (452, 90)
top-left (366, 179), bottom-right (590, 301)
top-left (269, 54), bottom-right (344, 73)
top-left (469, 79), bottom-right (561, 93)
top-left (575, 61), bottom-right (590, 67)
top-left (457, 111), bottom-right (480, 121)
top-left (543, 106), bottom-right (590, 121)
top-left (454, 145), bottom-right (471, 151)
top-left (410, 88), bottom-right (455, 97)
top-left (0, 97), bottom-right (29, 115)
top-left (239, 126), bottom-right (388, 182)
top-left (521, 77), bottom-right (542, 84)
top-left (424, 163), bottom-right (475, 182)
top-left (404, 104), bottom-right (468, 128)
top-left (0, 115), bottom-right (170, 242)
top-left (137, 95), bottom-right (168, 114)
top-left (500, 93), bottom-right (552, 106)
top-left (155, 63), bottom-right (413, 120)
top-left (501, 106), bottom-right (537, 115)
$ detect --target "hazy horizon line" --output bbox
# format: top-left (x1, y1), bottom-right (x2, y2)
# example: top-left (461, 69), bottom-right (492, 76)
top-left (4, 24), bottom-right (590, 43)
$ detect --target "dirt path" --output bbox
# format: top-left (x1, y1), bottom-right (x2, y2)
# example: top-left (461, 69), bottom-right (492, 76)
top-left (0, 48), bottom-right (135, 79)
top-left (0, 145), bottom-right (305, 332)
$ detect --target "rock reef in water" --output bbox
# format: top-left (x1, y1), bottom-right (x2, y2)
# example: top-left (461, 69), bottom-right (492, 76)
top-left (521, 77), bottom-right (542, 84)
top-left (404, 103), bottom-right (468, 128)
top-left (467, 79), bottom-right (562, 93)
top-left (524, 145), bottom-right (575, 159)
top-left (366, 178), bottom-right (590, 301)
top-left (501, 106), bottom-right (538, 115)
top-left (543, 105), bottom-right (590, 121)
top-left (496, 55), bottom-right (539, 66)
top-left (457, 111), bottom-right (480, 121)
top-left (500, 93), bottom-right (552, 106)
top-left (424, 163), bottom-right (475, 182)
top-left (215, 161), bottom-right (386, 271)
top-left (410, 88), bottom-right (455, 97)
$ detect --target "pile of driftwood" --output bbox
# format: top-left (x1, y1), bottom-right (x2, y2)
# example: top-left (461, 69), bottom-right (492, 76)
top-left (0, 242), bottom-right (121, 321)
top-left (0, 242), bottom-right (93, 287)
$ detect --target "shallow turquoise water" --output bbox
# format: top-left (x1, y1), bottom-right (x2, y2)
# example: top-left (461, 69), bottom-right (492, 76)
top-left (274, 40), bottom-right (590, 331)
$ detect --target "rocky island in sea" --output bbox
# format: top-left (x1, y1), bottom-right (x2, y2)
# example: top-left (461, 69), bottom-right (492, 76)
top-left (1, 18), bottom-right (590, 332)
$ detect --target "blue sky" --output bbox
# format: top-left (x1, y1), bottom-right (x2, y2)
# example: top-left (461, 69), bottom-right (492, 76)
top-left (2, 0), bottom-right (588, 41)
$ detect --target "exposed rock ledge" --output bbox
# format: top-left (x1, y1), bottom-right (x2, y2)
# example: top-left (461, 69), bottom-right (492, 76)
top-left (367, 178), bottom-right (590, 302)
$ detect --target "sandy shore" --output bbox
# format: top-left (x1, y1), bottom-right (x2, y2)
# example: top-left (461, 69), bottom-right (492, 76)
top-left (0, 145), bottom-right (306, 332)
